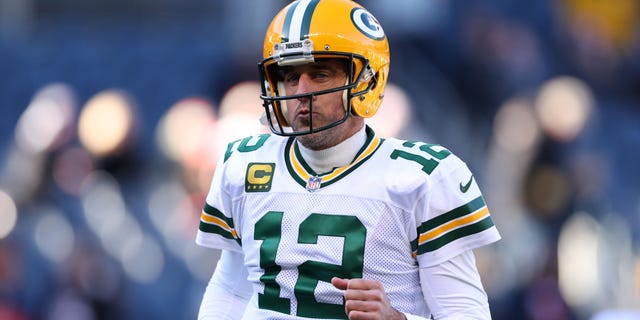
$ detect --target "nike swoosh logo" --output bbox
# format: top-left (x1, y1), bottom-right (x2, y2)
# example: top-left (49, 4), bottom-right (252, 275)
top-left (460, 175), bottom-right (474, 193)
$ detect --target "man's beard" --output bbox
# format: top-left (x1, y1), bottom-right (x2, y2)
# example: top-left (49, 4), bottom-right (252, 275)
top-left (294, 118), bottom-right (347, 150)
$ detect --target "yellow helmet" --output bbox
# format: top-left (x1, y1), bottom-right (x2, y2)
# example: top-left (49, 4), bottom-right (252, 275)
top-left (258, 0), bottom-right (390, 136)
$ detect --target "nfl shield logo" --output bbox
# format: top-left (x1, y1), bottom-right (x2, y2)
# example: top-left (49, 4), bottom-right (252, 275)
top-left (305, 176), bottom-right (322, 192)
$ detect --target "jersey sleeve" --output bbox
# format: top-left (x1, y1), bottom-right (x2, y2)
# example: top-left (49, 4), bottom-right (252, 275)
top-left (196, 151), bottom-right (243, 253)
top-left (415, 152), bottom-right (500, 267)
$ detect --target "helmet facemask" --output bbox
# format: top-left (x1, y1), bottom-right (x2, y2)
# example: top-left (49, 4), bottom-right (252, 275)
top-left (259, 51), bottom-right (376, 136)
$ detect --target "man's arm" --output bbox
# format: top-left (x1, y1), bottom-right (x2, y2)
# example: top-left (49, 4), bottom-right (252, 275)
top-left (198, 250), bottom-right (252, 320)
top-left (420, 250), bottom-right (492, 319)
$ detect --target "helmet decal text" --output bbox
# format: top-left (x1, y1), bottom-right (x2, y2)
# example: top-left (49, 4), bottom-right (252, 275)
top-left (351, 8), bottom-right (385, 40)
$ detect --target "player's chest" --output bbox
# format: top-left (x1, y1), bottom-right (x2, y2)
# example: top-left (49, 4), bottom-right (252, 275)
top-left (238, 191), bottom-right (413, 267)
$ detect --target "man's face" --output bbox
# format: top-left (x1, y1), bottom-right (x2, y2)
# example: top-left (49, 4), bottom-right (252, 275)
top-left (280, 59), bottom-right (349, 134)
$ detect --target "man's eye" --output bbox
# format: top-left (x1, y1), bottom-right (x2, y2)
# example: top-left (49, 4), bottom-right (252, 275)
top-left (284, 74), bottom-right (299, 83)
top-left (312, 72), bottom-right (331, 80)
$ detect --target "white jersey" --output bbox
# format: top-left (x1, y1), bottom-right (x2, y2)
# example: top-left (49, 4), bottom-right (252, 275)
top-left (196, 126), bottom-right (501, 319)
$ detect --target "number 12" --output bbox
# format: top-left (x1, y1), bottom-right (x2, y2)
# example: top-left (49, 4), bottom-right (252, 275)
top-left (254, 211), bottom-right (366, 319)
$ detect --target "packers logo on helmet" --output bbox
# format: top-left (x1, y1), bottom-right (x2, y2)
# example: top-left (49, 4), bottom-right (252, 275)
top-left (258, 0), bottom-right (390, 136)
top-left (351, 8), bottom-right (385, 40)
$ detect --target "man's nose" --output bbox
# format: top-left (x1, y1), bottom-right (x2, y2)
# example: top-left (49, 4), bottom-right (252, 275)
top-left (295, 74), bottom-right (313, 99)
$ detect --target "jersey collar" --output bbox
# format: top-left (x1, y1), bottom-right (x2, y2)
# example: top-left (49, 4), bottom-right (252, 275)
top-left (284, 126), bottom-right (384, 191)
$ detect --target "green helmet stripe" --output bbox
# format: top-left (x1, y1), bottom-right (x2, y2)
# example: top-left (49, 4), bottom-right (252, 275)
top-left (282, 0), bottom-right (320, 43)
top-left (300, 0), bottom-right (320, 40)
top-left (281, 0), bottom-right (299, 43)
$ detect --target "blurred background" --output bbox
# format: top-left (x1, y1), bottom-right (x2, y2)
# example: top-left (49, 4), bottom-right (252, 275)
top-left (1, 0), bottom-right (639, 319)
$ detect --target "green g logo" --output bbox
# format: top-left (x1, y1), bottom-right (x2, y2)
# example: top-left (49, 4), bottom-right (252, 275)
top-left (351, 8), bottom-right (385, 40)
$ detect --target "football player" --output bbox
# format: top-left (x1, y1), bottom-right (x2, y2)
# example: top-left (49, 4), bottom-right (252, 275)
top-left (196, 0), bottom-right (501, 319)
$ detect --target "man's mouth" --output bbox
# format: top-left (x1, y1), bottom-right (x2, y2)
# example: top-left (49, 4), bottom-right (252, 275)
top-left (294, 108), bottom-right (312, 127)
top-left (295, 107), bottom-right (311, 119)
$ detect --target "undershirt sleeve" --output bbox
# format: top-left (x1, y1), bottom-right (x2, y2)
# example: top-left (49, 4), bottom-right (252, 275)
top-left (198, 250), bottom-right (253, 320)
top-left (419, 250), bottom-right (492, 319)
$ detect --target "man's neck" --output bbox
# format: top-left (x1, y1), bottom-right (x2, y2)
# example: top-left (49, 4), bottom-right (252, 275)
top-left (295, 126), bottom-right (367, 174)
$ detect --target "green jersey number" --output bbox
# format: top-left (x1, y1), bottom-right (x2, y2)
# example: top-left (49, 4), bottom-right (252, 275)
top-left (224, 134), bottom-right (271, 162)
top-left (390, 141), bottom-right (451, 175)
top-left (254, 211), bottom-right (366, 319)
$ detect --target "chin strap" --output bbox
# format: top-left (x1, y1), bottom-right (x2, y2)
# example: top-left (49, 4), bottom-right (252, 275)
top-left (342, 77), bottom-right (351, 115)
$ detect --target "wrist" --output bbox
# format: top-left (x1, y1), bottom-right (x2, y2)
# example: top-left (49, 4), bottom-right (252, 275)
top-left (394, 309), bottom-right (407, 320)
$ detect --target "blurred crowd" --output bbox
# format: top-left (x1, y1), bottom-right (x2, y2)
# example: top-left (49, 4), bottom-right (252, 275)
top-left (1, 0), bottom-right (639, 319)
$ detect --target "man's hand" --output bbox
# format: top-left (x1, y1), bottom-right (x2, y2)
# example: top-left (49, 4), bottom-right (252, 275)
top-left (331, 277), bottom-right (406, 320)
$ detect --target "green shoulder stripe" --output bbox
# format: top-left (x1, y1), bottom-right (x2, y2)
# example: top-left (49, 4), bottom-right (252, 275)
top-left (418, 196), bottom-right (486, 234)
top-left (416, 196), bottom-right (494, 254)
top-left (418, 217), bottom-right (494, 254)
top-left (200, 203), bottom-right (241, 246)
